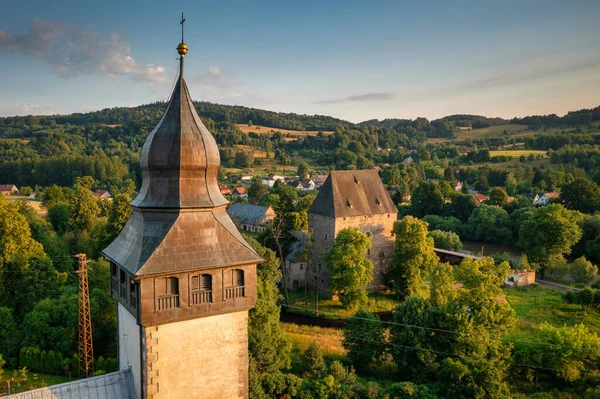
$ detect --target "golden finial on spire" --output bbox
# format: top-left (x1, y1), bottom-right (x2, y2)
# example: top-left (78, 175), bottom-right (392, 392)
top-left (177, 12), bottom-right (188, 57)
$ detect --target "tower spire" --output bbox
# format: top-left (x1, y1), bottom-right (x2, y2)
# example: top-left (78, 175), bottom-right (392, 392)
top-left (177, 12), bottom-right (188, 77)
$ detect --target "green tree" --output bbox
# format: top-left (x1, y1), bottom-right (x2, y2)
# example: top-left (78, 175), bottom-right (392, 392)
top-left (411, 181), bottom-right (444, 218)
top-left (487, 187), bottom-right (509, 207)
top-left (68, 186), bottom-right (101, 231)
top-left (104, 194), bottom-right (132, 243)
top-left (325, 228), bottom-right (373, 309)
top-left (389, 216), bottom-right (438, 299)
top-left (519, 204), bottom-right (582, 266)
top-left (448, 193), bottom-right (477, 222)
top-left (560, 178), bottom-right (600, 214)
top-left (342, 310), bottom-right (385, 371)
top-left (569, 256), bottom-right (598, 284)
top-left (0, 307), bottom-right (20, 360)
top-left (47, 203), bottom-right (70, 234)
top-left (464, 204), bottom-right (512, 244)
top-left (299, 342), bottom-right (326, 379)
top-left (297, 162), bottom-right (310, 178)
top-left (428, 230), bottom-right (462, 251)
top-left (504, 172), bottom-right (517, 196)
top-left (246, 238), bottom-right (292, 398)
top-left (248, 178), bottom-right (269, 204)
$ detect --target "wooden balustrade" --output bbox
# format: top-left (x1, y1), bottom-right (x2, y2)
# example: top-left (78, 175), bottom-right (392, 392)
top-left (191, 290), bottom-right (212, 305)
top-left (157, 294), bottom-right (179, 311)
top-left (225, 286), bottom-right (245, 300)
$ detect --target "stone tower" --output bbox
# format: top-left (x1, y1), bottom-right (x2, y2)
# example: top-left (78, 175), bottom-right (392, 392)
top-left (102, 31), bottom-right (262, 399)
top-left (308, 170), bottom-right (397, 297)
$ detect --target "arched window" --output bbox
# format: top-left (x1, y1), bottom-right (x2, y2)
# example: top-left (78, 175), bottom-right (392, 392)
top-left (156, 277), bottom-right (179, 311)
top-left (225, 269), bottom-right (245, 299)
top-left (191, 274), bottom-right (212, 305)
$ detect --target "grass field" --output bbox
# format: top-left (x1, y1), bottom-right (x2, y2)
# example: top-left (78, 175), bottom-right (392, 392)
top-left (5, 196), bottom-right (47, 216)
top-left (3, 370), bottom-right (75, 395)
top-left (489, 150), bottom-right (547, 157)
top-left (282, 323), bottom-right (345, 362)
top-left (287, 291), bottom-right (400, 319)
top-left (504, 285), bottom-right (600, 342)
top-left (236, 124), bottom-right (334, 139)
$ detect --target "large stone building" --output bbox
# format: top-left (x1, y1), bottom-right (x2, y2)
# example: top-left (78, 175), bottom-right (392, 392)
top-left (308, 170), bottom-right (397, 296)
top-left (101, 35), bottom-right (262, 399)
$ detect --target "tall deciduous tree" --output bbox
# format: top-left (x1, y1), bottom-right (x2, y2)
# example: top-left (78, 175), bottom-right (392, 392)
top-left (560, 178), bottom-right (600, 214)
top-left (343, 310), bottom-right (385, 371)
top-left (68, 186), bottom-right (101, 232)
top-left (488, 187), bottom-right (509, 207)
top-left (465, 204), bottom-right (512, 244)
top-left (569, 256), bottom-right (598, 284)
top-left (248, 178), bottom-right (269, 204)
top-left (297, 162), bottom-right (310, 178)
top-left (411, 181), bottom-right (444, 218)
top-left (519, 204), bottom-right (582, 266)
top-left (389, 216), bottom-right (438, 299)
top-left (325, 227), bottom-right (373, 309)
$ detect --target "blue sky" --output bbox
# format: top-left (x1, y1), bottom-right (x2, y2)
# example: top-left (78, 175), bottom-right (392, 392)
top-left (1, 0), bottom-right (599, 122)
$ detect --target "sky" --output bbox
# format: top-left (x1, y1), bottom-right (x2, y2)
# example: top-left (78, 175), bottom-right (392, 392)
top-left (1, 0), bottom-right (599, 122)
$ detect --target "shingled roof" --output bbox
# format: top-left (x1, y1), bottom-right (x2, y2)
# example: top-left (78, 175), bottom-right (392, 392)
top-left (102, 48), bottom-right (261, 277)
top-left (308, 170), bottom-right (397, 218)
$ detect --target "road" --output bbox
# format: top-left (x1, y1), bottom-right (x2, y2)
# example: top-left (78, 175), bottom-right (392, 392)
top-left (536, 279), bottom-right (580, 292)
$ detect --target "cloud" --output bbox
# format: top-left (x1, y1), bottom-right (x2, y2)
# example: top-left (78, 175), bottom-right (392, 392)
top-left (0, 19), bottom-right (167, 83)
top-left (0, 102), bottom-right (61, 116)
top-left (196, 66), bottom-right (233, 88)
top-left (314, 92), bottom-right (394, 104)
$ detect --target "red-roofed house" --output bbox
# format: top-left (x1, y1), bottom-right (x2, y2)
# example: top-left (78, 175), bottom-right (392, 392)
top-left (219, 184), bottom-right (231, 196)
top-left (94, 190), bottom-right (113, 199)
top-left (474, 193), bottom-right (489, 205)
top-left (232, 187), bottom-right (248, 199)
top-left (0, 184), bottom-right (18, 195)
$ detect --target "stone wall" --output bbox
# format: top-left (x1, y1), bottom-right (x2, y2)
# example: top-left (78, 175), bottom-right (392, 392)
top-left (308, 212), bottom-right (396, 297)
top-left (142, 310), bottom-right (249, 399)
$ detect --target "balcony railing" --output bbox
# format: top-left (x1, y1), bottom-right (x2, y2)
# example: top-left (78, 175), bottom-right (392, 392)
top-left (225, 286), bottom-right (245, 300)
top-left (129, 293), bottom-right (137, 308)
top-left (191, 290), bottom-right (212, 305)
top-left (157, 294), bottom-right (179, 311)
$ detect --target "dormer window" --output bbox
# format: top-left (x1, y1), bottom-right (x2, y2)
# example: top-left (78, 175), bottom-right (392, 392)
top-left (346, 199), bottom-right (352, 208)
top-left (225, 269), bottom-right (245, 299)
top-left (156, 277), bottom-right (179, 311)
top-left (376, 197), bottom-right (381, 205)
top-left (354, 176), bottom-right (359, 184)
top-left (191, 274), bottom-right (212, 305)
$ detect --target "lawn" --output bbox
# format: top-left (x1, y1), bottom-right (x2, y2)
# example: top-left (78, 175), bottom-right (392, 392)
top-left (281, 323), bottom-right (346, 362)
top-left (503, 285), bottom-right (600, 341)
top-left (3, 370), bottom-right (75, 395)
top-left (286, 291), bottom-right (400, 319)
top-left (236, 124), bottom-right (333, 138)
top-left (5, 196), bottom-right (47, 216)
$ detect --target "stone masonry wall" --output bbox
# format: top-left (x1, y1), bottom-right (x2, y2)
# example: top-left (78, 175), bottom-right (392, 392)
top-left (142, 311), bottom-right (249, 399)
top-left (309, 212), bottom-right (396, 297)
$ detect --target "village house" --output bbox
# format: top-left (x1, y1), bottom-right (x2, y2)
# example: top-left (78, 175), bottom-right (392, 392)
top-left (231, 186), bottom-right (248, 199)
top-left (308, 170), bottom-right (398, 296)
top-left (261, 174), bottom-right (285, 188)
top-left (219, 184), bottom-right (231, 196)
top-left (227, 203), bottom-right (275, 233)
top-left (241, 174), bottom-right (254, 183)
top-left (287, 178), bottom-right (316, 191)
top-left (285, 231), bottom-right (309, 291)
top-left (94, 189), bottom-right (112, 199)
top-left (526, 193), bottom-right (543, 203)
top-left (310, 174), bottom-right (328, 188)
top-left (402, 156), bottom-right (414, 165)
top-left (0, 184), bottom-right (19, 195)
top-left (474, 193), bottom-right (489, 205)
top-left (505, 270), bottom-right (536, 287)
top-left (454, 181), bottom-right (463, 192)
top-left (535, 192), bottom-right (560, 206)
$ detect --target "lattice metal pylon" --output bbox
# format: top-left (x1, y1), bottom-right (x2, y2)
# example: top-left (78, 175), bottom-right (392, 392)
top-left (76, 253), bottom-right (94, 378)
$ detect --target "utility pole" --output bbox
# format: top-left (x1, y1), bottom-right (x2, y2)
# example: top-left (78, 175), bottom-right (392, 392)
top-left (76, 253), bottom-right (94, 378)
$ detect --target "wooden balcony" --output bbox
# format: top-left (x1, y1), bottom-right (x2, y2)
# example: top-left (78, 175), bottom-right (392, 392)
top-left (225, 286), bottom-right (245, 300)
top-left (110, 277), bottom-right (118, 296)
top-left (157, 294), bottom-right (179, 311)
top-left (191, 290), bottom-right (212, 305)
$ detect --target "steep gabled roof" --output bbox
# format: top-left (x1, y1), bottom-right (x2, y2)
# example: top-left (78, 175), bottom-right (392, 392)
top-left (308, 170), bottom-right (397, 218)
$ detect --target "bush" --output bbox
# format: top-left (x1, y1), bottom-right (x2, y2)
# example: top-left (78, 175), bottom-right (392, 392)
top-left (428, 229), bottom-right (463, 251)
